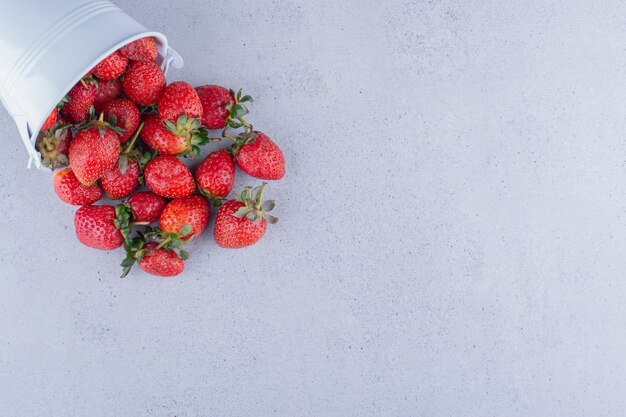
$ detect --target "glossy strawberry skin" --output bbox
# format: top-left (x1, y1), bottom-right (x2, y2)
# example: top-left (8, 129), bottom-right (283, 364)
top-left (53, 169), bottom-right (102, 206)
top-left (196, 85), bottom-right (234, 129)
top-left (93, 79), bottom-right (122, 113)
top-left (74, 205), bottom-right (124, 250)
top-left (93, 51), bottom-right (128, 81)
top-left (236, 132), bottom-right (285, 180)
top-left (160, 195), bottom-right (210, 241)
top-left (214, 200), bottom-right (267, 248)
top-left (61, 82), bottom-right (97, 124)
top-left (158, 82), bottom-right (203, 122)
top-left (102, 98), bottom-right (140, 143)
top-left (141, 114), bottom-right (186, 155)
top-left (69, 127), bottom-right (121, 185)
top-left (139, 243), bottom-right (184, 277)
top-left (122, 61), bottom-right (166, 106)
top-left (127, 192), bottom-right (167, 223)
top-left (41, 109), bottom-right (58, 131)
top-left (120, 37), bottom-right (158, 61)
top-left (100, 159), bottom-right (140, 200)
top-left (144, 156), bottom-right (195, 198)
top-left (195, 149), bottom-right (235, 199)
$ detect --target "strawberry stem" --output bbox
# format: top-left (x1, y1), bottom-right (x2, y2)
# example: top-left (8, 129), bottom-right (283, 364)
top-left (156, 236), bottom-right (171, 250)
top-left (255, 182), bottom-right (267, 209)
top-left (130, 221), bottom-right (150, 226)
top-left (80, 79), bottom-right (88, 89)
top-left (222, 131), bottom-right (238, 142)
top-left (123, 122), bottom-right (144, 154)
top-left (240, 118), bottom-right (252, 130)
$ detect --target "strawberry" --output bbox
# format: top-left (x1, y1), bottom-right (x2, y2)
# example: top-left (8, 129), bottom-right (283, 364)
top-left (53, 168), bottom-right (102, 206)
top-left (120, 37), bottom-right (158, 62)
top-left (231, 131), bottom-right (285, 180)
top-left (93, 79), bottom-right (122, 112)
top-left (68, 113), bottom-right (122, 185)
top-left (127, 192), bottom-right (167, 223)
top-left (195, 85), bottom-right (246, 129)
top-left (150, 82), bottom-right (209, 158)
top-left (101, 159), bottom-right (140, 200)
top-left (74, 205), bottom-right (124, 250)
top-left (195, 149), bottom-right (235, 204)
top-left (35, 118), bottom-right (72, 169)
top-left (144, 155), bottom-right (195, 198)
top-left (141, 113), bottom-right (186, 155)
top-left (100, 122), bottom-right (147, 199)
top-left (120, 228), bottom-right (188, 277)
top-left (122, 61), bottom-right (166, 106)
top-left (158, 82), bottom-right (203, 122)
top-left (160, 195), bottom-right (210, 241)
top-left (139, 243), bottom-right (184, 277)
top-left (61, 80), bottom-right (97, 123)
top-left (102, 98), bottom-right (140, 143)
top-left (92, 51), bottom-right (128, 81)
top-left (41, 109), bottom-right (58, 131)
top-left (214, 183), bottom-right (277, 248)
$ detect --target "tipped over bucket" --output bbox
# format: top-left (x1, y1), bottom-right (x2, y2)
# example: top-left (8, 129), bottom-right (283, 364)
top-left (0, 0), bottom-right (183, 168)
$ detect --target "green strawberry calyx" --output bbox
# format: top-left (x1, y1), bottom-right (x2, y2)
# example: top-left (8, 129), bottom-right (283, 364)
top-left (35, 120), bottom-right (72, 170)
top-left (225, 88), bottom-right (253, 130)
top-left (163, 113), bottom-right (211, 159)
top-left (198, 188), bottom-right (226, 207)
top-left (232, 183), bottom-right (278, 224)
top-left (77, 111), bottom-right (125, 137)
top-left (224, 130), bottom-right (259, 155)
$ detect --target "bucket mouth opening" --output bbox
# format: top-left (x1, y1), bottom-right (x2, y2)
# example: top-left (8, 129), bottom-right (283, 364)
top-left (31, 32), bottom-right (170, 146)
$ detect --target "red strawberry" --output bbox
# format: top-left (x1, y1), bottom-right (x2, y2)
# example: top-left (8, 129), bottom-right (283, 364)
top-left (232, 131), bottom-right (285, 180)
top-left (35, 118), bottom-right (72, 169)
top-left (101, 159), bottom-right (140, 199)
top-left (160, 195), bottom-right (210, 241)
top-left (61, 81), bottom-right (97, 123)
top-left (93, 79), bottom-right (122, 112)
top-left (141, 113), bottom-right (186, 155)
top-left (144, 156), bottom-right (195, 198)
top-left (139, 243), bottom-right (184, 277)
top-left (151, 82), bottom-right (209, 158)
top-left (122, 61), bottom-right (166, 106)
top-left (120, 37), bottom-right (158, 62)
top-left (214, 183), bottom-right (278, 248)
top-left (100, 122), bottom-right (147, 199)
top-left (102, 98), bottom-right (140, 143)
top-left (74, 205), bottom-right (124, 250)
top-left (195, 85), bottom-right (236, 129)
top-left (127, 192), bottom-right (167, 223)
top-left (53, 168), bottom-right (102, 206)
top-left (158, 82), bottom-right (203, 122)
top-left (195, 149), bottom-right (235, 204)
top-left (93, 51), bottom-right (128, 81)
top-left (68, 114), bottom-right (121, 185)
top-left (41, 109), bottom-right (58, 131)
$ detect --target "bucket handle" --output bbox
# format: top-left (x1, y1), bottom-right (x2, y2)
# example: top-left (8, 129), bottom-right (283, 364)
top-left (162, 45), bottom-right (183, 74)
top-left (13, 115), bottom-right (41, 169)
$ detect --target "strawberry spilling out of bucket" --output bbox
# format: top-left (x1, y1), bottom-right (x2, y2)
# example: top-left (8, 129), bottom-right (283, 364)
top-left (35, 37), bottom-right (286, 279)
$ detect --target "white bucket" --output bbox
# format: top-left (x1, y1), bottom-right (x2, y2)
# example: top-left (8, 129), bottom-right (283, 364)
top-left (0, 0), bottom-right (183, 168)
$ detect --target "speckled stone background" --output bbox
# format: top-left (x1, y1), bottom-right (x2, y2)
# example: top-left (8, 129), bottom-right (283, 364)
top-left (2, 0), bottom-right (626, 415)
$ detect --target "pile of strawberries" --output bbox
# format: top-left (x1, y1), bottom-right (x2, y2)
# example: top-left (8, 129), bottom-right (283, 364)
top-left (36, 37), bottom-right (285, 278)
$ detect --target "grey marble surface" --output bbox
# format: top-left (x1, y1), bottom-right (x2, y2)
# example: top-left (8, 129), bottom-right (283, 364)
top-left (2, 0), bottom-right (626, 415)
